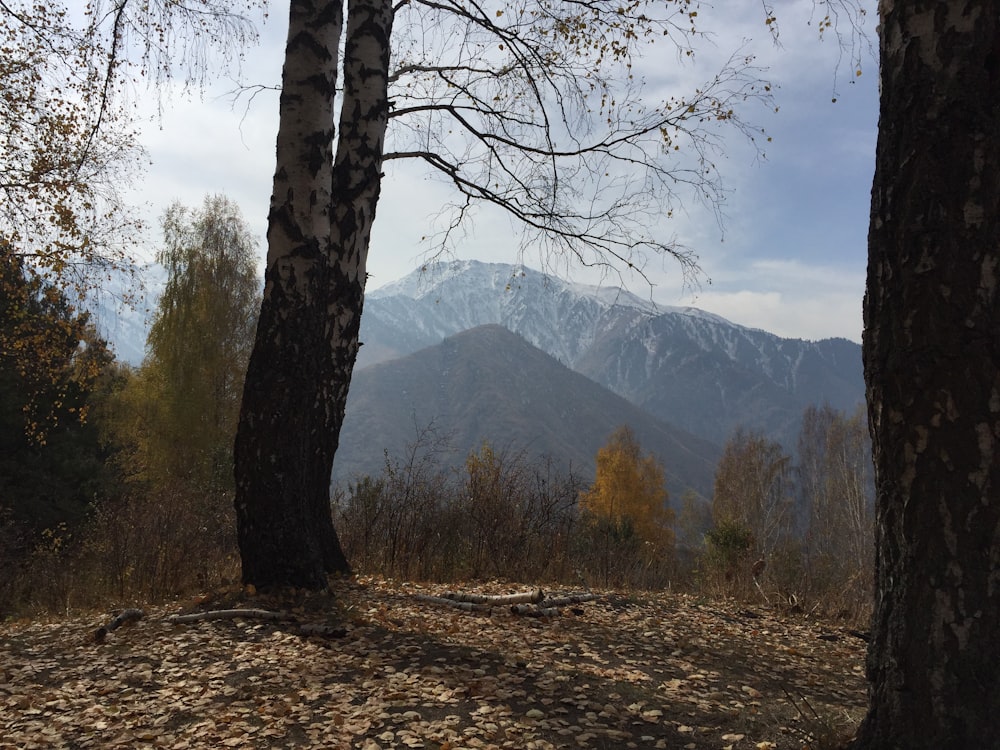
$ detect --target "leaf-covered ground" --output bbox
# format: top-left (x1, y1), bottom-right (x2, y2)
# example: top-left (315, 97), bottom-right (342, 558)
top-left (0, 578), bottom-right (866, 749)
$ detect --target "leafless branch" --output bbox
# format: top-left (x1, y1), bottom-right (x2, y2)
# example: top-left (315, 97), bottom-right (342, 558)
top-left (377, 0), bottom-right (773, 285)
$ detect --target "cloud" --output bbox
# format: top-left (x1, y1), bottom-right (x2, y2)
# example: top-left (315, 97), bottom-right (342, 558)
top-left (675, 258), bottom-right (865, 342)
top-left (691, 288), bottom-right (862, 342)
top-left (121, 0), bottom-right (876, 344)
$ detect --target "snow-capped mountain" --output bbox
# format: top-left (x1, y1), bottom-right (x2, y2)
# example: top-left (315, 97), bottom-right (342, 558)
top-left (86, 264), bottom-right (166, 367)
top-left (362, 260), bottom-right (722, 367)
top-left (360, 260), bottom-right (864, 446)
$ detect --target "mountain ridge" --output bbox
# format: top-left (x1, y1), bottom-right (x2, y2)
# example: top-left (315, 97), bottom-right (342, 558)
top-left (336, 324), bottom-right (722, 497)
top-left (358, 260), bottom-right (864, 446)
top-left (99, 258), bottom-right (864, 471)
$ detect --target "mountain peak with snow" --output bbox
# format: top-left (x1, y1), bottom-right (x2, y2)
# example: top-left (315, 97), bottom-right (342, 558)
top-left (358, 260), bottom-right (864, 447)
top-left (371, 259), bottom-right (655, 312)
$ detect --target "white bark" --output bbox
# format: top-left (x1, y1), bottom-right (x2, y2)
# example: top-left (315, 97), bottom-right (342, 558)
top-left (265, 0), bottom-right (341, 295)
top-left (166, 609), bottom-right (289, 624)
top-left (441, 589), bottom-right (545, 605)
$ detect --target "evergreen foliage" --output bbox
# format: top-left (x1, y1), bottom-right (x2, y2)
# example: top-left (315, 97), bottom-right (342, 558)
top-left (0, 252), bottom-right (115, 531)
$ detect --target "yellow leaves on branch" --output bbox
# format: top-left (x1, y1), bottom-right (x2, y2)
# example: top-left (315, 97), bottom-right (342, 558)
top-left (0, 251), bottom-right (108, 444)
top-left (1, 0), bottom-right (142, 300)
top-left (580, 425), bottom-right (675, 550)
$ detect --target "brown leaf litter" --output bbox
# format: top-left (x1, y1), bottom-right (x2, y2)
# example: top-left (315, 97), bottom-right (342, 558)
top-left (0, 577), bottom-right (866, 749)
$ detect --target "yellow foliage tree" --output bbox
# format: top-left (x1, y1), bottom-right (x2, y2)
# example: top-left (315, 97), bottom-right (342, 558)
top-left (94, 196), bottom-right (258, 598)
top-left (110, 195), bottom-right (258, 496)
top-left (580, 426), bottom-right (675, 553)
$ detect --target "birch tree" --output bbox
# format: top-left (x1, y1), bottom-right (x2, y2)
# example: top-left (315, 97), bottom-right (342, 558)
top-left (711, 428), bottom-right (793, 563)
top-left (854, 1), bottom-right (1000, 746)
top-left (580, 425), bottom-right (673, 548)
top-left (140, 195), bottom-right (259, 496)
top-left (233, 0), bottom-right (773, 588)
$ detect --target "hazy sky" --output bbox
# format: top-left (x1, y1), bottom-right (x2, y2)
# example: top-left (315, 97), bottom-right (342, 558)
top-left (128, 0), bottom-right (878, 343)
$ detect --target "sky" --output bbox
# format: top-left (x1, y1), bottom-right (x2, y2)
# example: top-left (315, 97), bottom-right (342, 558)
top-left (126, 0), bottom-right (879, 344)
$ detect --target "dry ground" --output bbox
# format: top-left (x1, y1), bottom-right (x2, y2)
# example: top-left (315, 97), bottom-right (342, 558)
top-left (0, 577), bottom-right (867, 749)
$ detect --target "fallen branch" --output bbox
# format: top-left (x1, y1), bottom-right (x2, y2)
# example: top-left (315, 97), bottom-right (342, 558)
top-left (94, 603), bottom-right (347, 645)
top-left (94, 608), bottom-right (145, 643)
top-left (416, 589), bottom-right (598, 617)
top-left (537, 593), bottom-right (598, 608)
top-left (510, 592), bottom-right (600, 617)
top-left (510, 604), bottom-right (561, 618)
top-left (165, 609), bottom-right (288, 625)
top-left (441, 589), bottom-right (544, 605)
top-left (414, 594), bottom-right (492, 613)
top-left (165, 609), bottom-right (348, 639)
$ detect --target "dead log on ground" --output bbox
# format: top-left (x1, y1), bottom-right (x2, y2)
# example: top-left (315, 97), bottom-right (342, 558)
top-left (165, 608), bottom-right (288, 625)
top-left (538, 593), bottom-right (598, 608)
top-left (416, 589), bottom-right (597, 616)
top-left (441, 589), bottom-right (544, 605)
top-left (414, 594), bottom-right (493, 613)
top-left (94, 608), bottom-right (146, 643)
top-left (511, 592), bottom-right (600, 617)
top-left (510, 604), bottom-right (561, 617)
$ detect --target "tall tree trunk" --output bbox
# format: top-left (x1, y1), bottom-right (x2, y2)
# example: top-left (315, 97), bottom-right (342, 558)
top-left (856, 1), bottom-right (1000, 746)
top-left (233, 0), bottom-right (393, 589)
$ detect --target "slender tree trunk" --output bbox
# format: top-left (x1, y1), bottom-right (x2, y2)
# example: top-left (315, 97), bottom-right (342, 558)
top-left (233, 0), bottom-right (393, 589)
top-left (855, 1), bottom-right (1000, 746)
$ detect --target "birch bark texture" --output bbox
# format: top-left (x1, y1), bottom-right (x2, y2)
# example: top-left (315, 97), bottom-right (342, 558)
top-left (233, 0), bottom-right (393, 588)
top-left (857, 0), bottom-right (1000, 745)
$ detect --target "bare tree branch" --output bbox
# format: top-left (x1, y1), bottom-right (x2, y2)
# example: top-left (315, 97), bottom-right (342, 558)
top-left (374, 0), bottom-right (774, 285)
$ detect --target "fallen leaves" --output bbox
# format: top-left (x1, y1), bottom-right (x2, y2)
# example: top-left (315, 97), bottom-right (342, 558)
top-left (0, 578), bottom-right (867, 749)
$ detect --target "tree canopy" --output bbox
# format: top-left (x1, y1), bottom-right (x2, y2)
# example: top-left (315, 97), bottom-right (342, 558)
top-left (378, 0), bottom-right (775, 276)
top-left (580, 425), bottom-right (674, 549)
top-left (0, 252), bottom-right (115, 530)
top-left (0, 0), bottom-right (259, 296)
top-left (112, 195), bottom-right (258, 496)
top-left (711, 428), bottom-right (792, 562)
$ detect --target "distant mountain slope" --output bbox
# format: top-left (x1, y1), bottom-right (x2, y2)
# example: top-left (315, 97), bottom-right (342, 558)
top-left (359, 260), bottom-right (864, 446)
top-left (572, 311), bottom-right (864, 446)
top-left (335, 325), bottom-right (721, 498)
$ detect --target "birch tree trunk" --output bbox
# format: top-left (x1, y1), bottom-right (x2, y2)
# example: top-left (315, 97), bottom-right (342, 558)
top-left (855, 0), bottom-right (1000, 745)
top-left (233, 0), bottom-right (393, 589)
